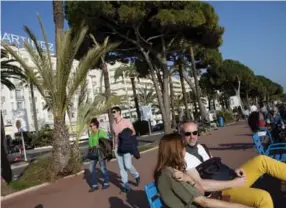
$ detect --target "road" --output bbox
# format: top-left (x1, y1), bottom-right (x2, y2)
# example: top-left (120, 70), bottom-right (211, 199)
top-left (11, 132), bottom-right (163, 178)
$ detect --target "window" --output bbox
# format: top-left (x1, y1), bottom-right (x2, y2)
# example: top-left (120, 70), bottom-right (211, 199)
top-left (1, 96), bottom-right (5, 102)
top-left (11, 102), bottom-right (14, 110)
top-left (2, 110), bottom-right (7, 115)
top-left (92, 81), bottom-right (97, 86)
top-left (17, 102), bottom-right (23, 109)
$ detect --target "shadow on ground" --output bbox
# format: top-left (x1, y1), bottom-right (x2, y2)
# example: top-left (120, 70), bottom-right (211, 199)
top-left (208, 143), bottom-right (254, 151)
top-left (108, 189), bottom-right (148, 208)
top-left (83, 168), bottom-right (137, 190)
top-left (253, 175), bottom-right (286, 208)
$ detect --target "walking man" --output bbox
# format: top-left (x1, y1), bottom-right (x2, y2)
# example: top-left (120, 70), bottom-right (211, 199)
top-left (112, 106), bottom-right (140, 193)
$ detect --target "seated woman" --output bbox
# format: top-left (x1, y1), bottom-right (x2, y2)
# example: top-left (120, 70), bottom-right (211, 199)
top-left (248, 111), bottom-right (267, 136)
top-left (154, 133), bottom-right (252, 208)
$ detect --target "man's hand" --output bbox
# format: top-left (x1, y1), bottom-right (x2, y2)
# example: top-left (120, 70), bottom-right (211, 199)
top-left (235, 168), bottom-right (246, 178)
top-left (231, 176), bottom-right (247, 188)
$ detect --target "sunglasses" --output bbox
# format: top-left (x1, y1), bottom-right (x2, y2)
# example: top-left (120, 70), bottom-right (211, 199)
top-left (89, 125), bottom-right (93, 128)
top-left (112, 111), bottom-right (117, 114)
top-left (184, 131), bottom-right (198, 136)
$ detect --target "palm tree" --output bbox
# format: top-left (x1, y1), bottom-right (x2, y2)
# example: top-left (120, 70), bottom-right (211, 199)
top-left (71, 79), bottom-right (121, 163)
top-left (52, 0), bottom-right (64, 56)
top-left (1, 48), bottom-right (26, 90)
top-left (137, 85), bottom-right (158, 107)
top-left (3, 15), bottom-right (118, 176)
top-left (114, 63), bottom-right (141, 120)
top-left (1, 48), bottom-right (27, 184)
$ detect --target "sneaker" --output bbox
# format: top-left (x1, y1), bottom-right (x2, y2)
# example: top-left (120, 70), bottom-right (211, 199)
top-left (120, 187), bottom-right (131, 194)
top-left (89, 186), bottom-right (99, 192)
top-left (135, 176), bottom-right (140, 186)
top-left (102, 184), bottom-right (110, 190)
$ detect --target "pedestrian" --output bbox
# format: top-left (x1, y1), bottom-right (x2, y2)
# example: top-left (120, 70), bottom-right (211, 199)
top-left (88, 118), bottom-right (110, 192)
top-left (112, 106), bottom-right (140, 193)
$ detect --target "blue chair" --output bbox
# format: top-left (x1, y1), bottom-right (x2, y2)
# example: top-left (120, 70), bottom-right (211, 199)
top-left (252, 133), bottom-right (286, 162)
top-left (144, 182), bottom-right (162, 208)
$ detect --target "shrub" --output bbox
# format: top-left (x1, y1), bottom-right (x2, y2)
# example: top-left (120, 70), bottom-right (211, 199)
top-left (217, 110), bottom-right (235, 123)
top-left (10, 158), bottom-right (53, 191)
top-left (32, 129), bottom-right (53, 147)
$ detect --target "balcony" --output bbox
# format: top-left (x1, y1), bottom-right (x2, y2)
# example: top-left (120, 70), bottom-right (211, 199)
top-left (15, 95), bottom-right (24, 100)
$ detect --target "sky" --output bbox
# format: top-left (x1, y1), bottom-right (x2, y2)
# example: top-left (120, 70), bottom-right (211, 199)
top-left (1, 1), bottom-right (286, 91)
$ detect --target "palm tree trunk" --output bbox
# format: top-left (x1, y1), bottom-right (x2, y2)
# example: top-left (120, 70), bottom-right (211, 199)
top-left (30, 83), bottom-right (39, 133)
top-left (178, 62), bottom-right (191, 120)
top-left (52, 0), bottom-right (64, 56)
top-left (169, 79), bottom-right (176, 128)
top-left (130, 77), bottom-right (141, 120)
top-left (1, 112), bottom-right (12, 184)
top-left (51, 118), bottom-right (71, 175)
top-left (102, 63), bottom-right (113, 131)
top-left (189, 47), bottom-right (209, 122)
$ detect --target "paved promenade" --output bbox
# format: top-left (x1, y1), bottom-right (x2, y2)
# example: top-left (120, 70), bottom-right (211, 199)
top-left (2, 122), bottom-right (285, 208)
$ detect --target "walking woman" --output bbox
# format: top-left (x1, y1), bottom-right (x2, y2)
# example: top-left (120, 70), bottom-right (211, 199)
top-left (88, 118), bottom-right (110, 192)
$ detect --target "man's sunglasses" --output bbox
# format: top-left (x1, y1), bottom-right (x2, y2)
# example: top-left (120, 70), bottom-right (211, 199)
top-left (184, 131), bottom-right (198, 136)
top-left (112, 111), bottom-right (117, 114)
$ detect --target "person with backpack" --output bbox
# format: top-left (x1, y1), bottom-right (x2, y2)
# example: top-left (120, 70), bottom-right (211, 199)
top-left (178, 121), bottom-right (286, 208)
top-left (87, 118), bottom-right (110, 192)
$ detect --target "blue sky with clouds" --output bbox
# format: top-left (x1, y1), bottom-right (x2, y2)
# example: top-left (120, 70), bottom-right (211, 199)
top-left (1, 1), bottom-right (286, 91)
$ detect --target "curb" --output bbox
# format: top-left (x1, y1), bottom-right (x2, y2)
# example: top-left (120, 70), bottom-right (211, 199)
top-left (1, 145), bottom-right (159, 201)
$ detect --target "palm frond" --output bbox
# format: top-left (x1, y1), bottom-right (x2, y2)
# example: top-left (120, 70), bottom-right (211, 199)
top-left (67, 37), bottom-right (119, 103)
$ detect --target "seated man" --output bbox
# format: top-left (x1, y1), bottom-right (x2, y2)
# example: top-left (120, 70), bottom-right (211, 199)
top-left (179, 121), bottom-right (286, 208)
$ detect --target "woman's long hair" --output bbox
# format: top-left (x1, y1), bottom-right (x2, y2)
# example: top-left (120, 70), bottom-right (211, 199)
top-left (154, 133), bottom-right (186, 180)
top-left (248, 111), bottom-right (260, 132)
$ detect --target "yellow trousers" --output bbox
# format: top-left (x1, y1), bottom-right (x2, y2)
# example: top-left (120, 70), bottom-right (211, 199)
top-left (222, 155), bottom-right (286, 208)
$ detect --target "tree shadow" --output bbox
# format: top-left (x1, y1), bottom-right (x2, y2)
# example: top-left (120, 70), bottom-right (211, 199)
top-left (234, 133), bottom-right (252, 137)
top-left (208, 143), bottom-right (254, 151)
top-left (83, 168), bottom-right (136, 189)
top-left (108, 189), bottom-right (148, 208)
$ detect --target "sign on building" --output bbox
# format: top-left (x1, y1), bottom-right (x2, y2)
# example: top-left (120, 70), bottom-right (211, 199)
top-left (1, 32), bottom-right (54, 52)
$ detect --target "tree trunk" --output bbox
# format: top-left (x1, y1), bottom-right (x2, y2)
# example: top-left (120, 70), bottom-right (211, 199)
top-left (178, 62), bottom-right (191, 120)
top-left (102, 63), bottom-right (113, 131)
top-left (130, 77), bottom-right (141, 121)
top-left (169, 79), bottom-right (176, 128)
top-left (212, 99), bottom-right (216, 111)
top-left (52, 118), bottom-right (71, 176)
top-left (162, 62), bottom-right (172, 133)
top-left (52, 0), bottom-right (64, 56)
top-left (30, 83), bottom-right (39, 133)
top-left (1, 112), bottom-right (12, 184)
top-left (208, 97), bottom-right (211, 111)
top-left (189, 47), bottom-right (209, 122)
top-left (139, 49), bottom-right (170, 133)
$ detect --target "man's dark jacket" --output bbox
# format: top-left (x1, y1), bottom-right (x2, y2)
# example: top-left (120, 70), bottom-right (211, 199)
top-left (118, 128), bottom-right (140, 159)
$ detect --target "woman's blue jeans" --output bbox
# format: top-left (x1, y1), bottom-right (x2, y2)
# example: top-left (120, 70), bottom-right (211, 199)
top-left (89, 159), bottom-right (109, 187)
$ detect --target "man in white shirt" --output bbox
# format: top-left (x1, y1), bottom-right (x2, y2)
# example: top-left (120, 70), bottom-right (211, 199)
top-left (181, 121), bottom-right (285, 208)
top-left (250, 104), bottom-right (258, 113)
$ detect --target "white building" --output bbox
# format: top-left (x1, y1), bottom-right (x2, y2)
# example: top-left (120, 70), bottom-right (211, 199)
top-left (1, 45), bottom-right (196, 136)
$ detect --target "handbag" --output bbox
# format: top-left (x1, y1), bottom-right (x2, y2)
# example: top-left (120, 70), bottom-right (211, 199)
top-left (196, 157), bottom-right (237, 181)
top-left (87, 146), bottom-right (99, 160)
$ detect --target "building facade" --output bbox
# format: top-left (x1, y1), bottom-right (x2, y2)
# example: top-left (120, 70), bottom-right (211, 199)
top-left (1, 46), bottom-right (197, 136)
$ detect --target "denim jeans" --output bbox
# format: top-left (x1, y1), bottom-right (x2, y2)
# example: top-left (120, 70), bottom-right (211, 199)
top-left (89, 159), bottom-right (109, 187)
top-left (114, 148), bottom-right (139, 189)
